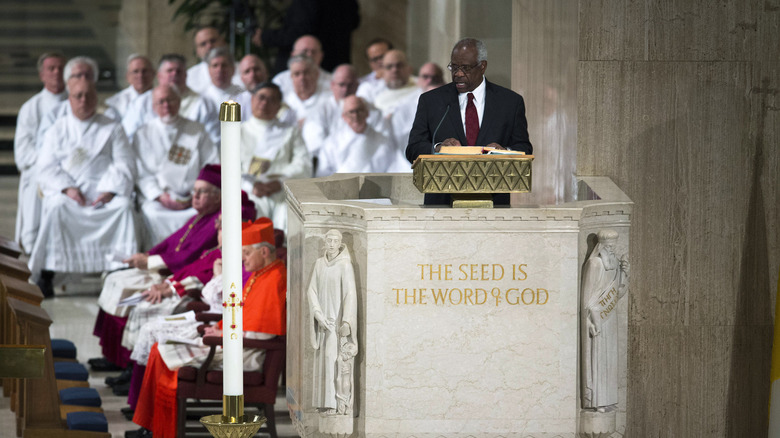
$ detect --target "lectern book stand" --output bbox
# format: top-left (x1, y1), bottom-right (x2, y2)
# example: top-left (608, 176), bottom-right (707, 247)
top-left (411, 147), bottom-right (533, 208)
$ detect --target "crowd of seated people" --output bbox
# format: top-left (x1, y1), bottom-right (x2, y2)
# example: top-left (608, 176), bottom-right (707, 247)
top-left (13, 26), bottom-right (446, 437)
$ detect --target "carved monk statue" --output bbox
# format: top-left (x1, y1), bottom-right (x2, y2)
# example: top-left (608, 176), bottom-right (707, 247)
top-left (581, 229), bottom-right (630, 411)
top-left (307, 229), bottom-right (358, 415)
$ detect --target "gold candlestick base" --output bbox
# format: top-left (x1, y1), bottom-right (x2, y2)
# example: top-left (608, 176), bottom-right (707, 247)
top-left (200, 414), bottom-right (265, 438)
top-left (200, 395), bottom-right (265, 438)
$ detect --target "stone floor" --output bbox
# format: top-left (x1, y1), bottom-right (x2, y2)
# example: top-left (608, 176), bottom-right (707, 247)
top-left (0, 174), bottom-right (297, 437)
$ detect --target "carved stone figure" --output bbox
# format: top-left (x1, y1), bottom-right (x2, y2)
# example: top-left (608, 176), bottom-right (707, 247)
top-left (307, 229), bottom-right (358, 416)
top-left (581, 229), bottom-right (629, 411)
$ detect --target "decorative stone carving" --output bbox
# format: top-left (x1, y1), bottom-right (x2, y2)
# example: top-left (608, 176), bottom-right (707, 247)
top-left (581, 229), bottom-right (630, 411)
top-left (306, 229), bottom-right (358, 417)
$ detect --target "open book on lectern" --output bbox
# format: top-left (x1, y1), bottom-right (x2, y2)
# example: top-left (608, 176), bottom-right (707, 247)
top-left (435, 146), bottom-right (527, 155)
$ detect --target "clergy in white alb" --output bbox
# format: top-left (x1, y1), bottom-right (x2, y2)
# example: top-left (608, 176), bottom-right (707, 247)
top-left (303, 64), bottom-right (385, 162)
top-left (199, 47), bottom-right (251, 122)
top-left (121, 54), bottom-right (219, 144)
top-left (104, 54), bottom-right (154, 119)
top-left (282, 55), bottom-right (332, 126)
top-left (241, 83), bottom-right (312, 231)
top-left (14, 52), bottom-right (67, 253)
top-left (36, 56), bottom-right (119, 151)
top-left (316, 96), bottom-right (401, 177)
top-left (272, 35), bottom-right (332, 103)
top-left (372, 50), bottom-right (419, 115)
top-left (238, 54), bottom-right (269, 92)
top-left (134, 84), bottom-right (219, 248)
top-left (358, 38), bottom-right (391, 87)
top-left (186, 26), bottom-right (242, 94)
top-left (28, 79), bottom-right (138, 281)
top-left (386, 63), bottom-right (444, 167)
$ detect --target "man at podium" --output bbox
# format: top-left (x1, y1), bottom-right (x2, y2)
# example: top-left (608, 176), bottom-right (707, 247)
top-left (405, 38), bottom-right (532, 205)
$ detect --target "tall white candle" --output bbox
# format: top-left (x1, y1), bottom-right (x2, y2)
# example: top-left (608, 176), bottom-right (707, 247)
top-left (219, 101), bottom-right (243, 396)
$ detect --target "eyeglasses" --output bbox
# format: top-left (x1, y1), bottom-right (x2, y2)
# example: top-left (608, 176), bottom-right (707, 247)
top-left (447, 62), bottom-right (482, 74)
top-left (368, 55), bottom-right (385, 64)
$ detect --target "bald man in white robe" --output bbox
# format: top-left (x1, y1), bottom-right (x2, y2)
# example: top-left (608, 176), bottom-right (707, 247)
top-left (134, 85), bottom-right (219, 248)
top-left (316, 96), bottom-right (401, 177)
top-left (241, 83), bottom-right (312, 231)
top-left (29, 79), bottom-right (138, 291)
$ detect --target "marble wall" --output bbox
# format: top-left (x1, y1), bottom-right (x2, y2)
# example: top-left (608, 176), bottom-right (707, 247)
top-left (577, 1), bottom-right (780, 436)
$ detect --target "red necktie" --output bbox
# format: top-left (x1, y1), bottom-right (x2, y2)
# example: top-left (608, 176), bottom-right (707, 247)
top-left (465, 92), bottom-right (479, 146)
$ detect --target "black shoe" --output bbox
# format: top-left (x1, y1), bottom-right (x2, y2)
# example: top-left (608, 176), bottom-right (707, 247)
top-left (36, 270), bottom-right (54, 298)
top-left (121, 406), bottom-right (135, 421)
top-left (124, 427), bottom-right (151, 438)
top-left (106, 365), bottom-right (133, 387)
top-left (90, 357), bottom-right (122, 372)
top-left (113, 381), bottom-right (130, 396)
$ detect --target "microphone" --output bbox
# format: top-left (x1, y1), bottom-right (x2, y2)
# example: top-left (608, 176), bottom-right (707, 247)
top-left (431, 104), bottom-right (450, 153)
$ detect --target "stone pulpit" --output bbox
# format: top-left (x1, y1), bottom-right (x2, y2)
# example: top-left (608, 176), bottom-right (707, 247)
top-left (285, 174), bottom-right (632, 438)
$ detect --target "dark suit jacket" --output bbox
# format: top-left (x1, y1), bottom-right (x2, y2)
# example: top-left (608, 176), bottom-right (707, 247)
top-left (405, 80), bottom-right (532, 205)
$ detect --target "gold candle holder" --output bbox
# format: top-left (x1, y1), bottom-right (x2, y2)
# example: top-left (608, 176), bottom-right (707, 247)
top-left (200, 395), bottom-right (266, 438)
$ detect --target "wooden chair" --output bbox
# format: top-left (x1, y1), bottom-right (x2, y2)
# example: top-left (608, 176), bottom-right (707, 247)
top-left (176, 335), bottom-right (286, 438)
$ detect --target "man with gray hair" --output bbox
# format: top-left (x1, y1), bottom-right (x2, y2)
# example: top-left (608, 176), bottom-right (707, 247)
top-left (201, 47), bottom-right (251, 121)
top-left (406, 38), bottom-right (533, 205)
top-left (14, 52), bottom-right (67, 253)
top-left (121, 54), bottom-right (219, 143)
top-left (272, 35), bottom-right (332, 103)
top-left (29, 78), bottom-right (138, 297)
top-left (37, 56), bottom-right (119, 149)
top-left (283, 54), bottom-right (332, 125)
top-left (105, 54), bottom-right (155, 118)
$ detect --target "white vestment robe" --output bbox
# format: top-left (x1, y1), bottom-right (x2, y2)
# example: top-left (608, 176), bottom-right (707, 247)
top-left (28, 112), bottom-right (138, 277)
top-left (315, 124), bottom-right (400, 177)
top-left (356, 78), bottom-right (387, 104)
top-left (282, 86), bottom-right (333, 125)
top-left (14, 87), bottom-right (67, 251)
top-left (302, 96), bottom-right (386, 159)
top-left (134, 116), bottom-right (219, 248)
top-left (240, 116), bottom-right (312, 230)
top-left (36, 100), bottom-right (119, 151)
top-left (186, 61), bottom-right (244, 94)
top-left (372, 79), bottom-right (419, 115)
top-left (121, 88), bottom-right (220, 144)
top-left (385, 90), bottom-right (422, 172)
top-left (105, 85), bottom-right (144, 119)
top-left (272, 67), bottom-right (332, 104)
top-left (129, 273), bottom-right (224, 366)
top-left (200, 83), bottom-right (251, 122)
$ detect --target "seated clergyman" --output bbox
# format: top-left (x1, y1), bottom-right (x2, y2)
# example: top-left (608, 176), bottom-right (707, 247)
top-left (127, 217), bottom-right (287, 438)
top-left (105, 54), bottom-right (155, 119)
top-left (28, 78), bottom-right (138, 297)
top-left (90, 164), bottom-right (223, 372)
top-left (241, 82), bottom-right (312, 232)
top-left (134, 84), bottom-right (219, 248)
top-left (316, 96), bottom-right (404, 177)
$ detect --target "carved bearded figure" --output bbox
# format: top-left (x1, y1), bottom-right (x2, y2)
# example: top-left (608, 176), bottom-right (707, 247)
top-left (306, 229), bottom-right (358, 415)
top-left (581, 229), bottom-right (629, 411)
